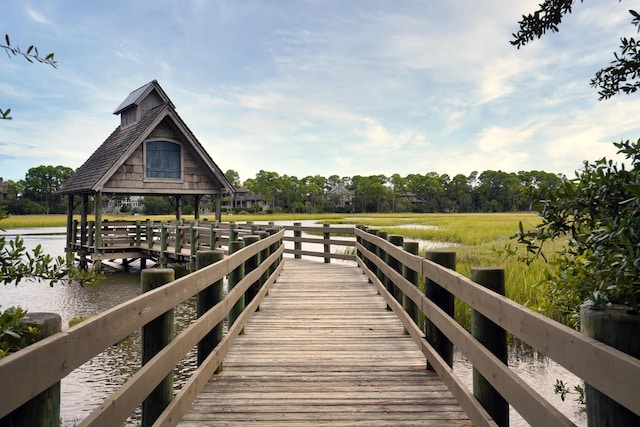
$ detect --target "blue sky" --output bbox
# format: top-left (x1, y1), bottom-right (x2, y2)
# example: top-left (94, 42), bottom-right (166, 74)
top-left (2, 1), bottom-right (640, 184)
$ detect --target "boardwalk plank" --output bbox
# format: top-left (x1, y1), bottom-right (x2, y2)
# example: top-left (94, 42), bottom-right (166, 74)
top-left (179, 259), bottom-right (472, 426)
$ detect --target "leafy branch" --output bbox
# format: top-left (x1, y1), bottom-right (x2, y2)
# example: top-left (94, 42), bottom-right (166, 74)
top-left (0, 234), bottom-right (103, 287)
top-left (554, 379), bottom-right (586, 407)
top-left (511, 1), bottom-right (640, 100)
top-left (592, 10), bottom-right (640, 100)
top-left (1, 33), bottom-right (57, 120)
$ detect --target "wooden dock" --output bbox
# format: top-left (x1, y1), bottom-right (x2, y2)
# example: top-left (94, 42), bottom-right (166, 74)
top-left (178, 259), bottom-right (472, 426)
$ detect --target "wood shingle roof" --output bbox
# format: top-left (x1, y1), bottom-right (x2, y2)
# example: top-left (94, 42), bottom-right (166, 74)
top-left (59, 81), bottom-right (233, 196)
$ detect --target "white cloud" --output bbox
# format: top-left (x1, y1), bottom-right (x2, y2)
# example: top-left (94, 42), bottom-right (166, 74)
top-left (25, 7), bottom-right (54, 26)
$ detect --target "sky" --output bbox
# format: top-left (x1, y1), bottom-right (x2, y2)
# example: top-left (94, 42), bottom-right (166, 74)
top-left (2, 1), bottom-right (640, 184)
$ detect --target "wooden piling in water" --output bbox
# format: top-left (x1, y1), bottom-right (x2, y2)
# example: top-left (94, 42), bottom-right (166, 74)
top-left (323, 223), bottom-right (331, 263)
top-left (425, 251), bottom-right (455, 370)
top-left (196, 250), bottom-right (225, 369)
top-left (242, 235), bottom-right (261, 306)
top-left (0, 313), bottom-right (61, 427)
top-left (293, 222), bottom-right (302, 259)
top-left (228, 240), bottom-right (245, 333)
top-left (387, 234), bottom-right (404, 304)
top-left (471, 267), bottom-right (508, 427)
top-left (141, 268), bottom-right (175, 427)
top-left (402, 241), bottom-right (420, 328)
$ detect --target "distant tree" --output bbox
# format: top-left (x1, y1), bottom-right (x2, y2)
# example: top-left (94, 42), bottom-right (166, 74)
top-left (445, 174), bottom-right (473, 213)
top-left (141, 196), bottom-right (172, 215)
top-left (301, 175), bottom-right (326, 212)
top-left (1, 34), bottom-right (57, 119)
top-left (351, 175), bottom-right (389, 213)
top-left (21, 165), bottom-right (74, 214)
top-left (247, 170), bottom-right (282, 210)
top-left (225, 169), bottom-right (241, 187)
top-left (512, 1), bottom-right (640, 100)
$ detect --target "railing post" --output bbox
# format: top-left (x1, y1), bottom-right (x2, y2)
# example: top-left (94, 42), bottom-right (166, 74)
top-left (209, 221), bottom-right (217, 249)
top-left (0, 313), bottom-right (61, 427)
top-left (196, 250), bottom-right (225, 371)
top-left (141, 268), bottom-right (175, 427)
top-left (294, 222), bottom-right (302, 259)
top-left (425, 251), bottom-right (455, 370)
top-left (72, 219), bottom-right (79, 248)
top-left (258, 231), bottom-right (270, 303)
top-left (87, 221), bottom-right (94, 248)
top-left (175, 220), bottom-right (183, 254)
top-left (229, 221), bottom-right (238, 243)
top-left (375, 230), bottom-right (388, 305)
top-left (355, 225), bottom-right (364, 260)
top-left (147, 220), bottom-right (153, 250)
top-left (266, 227), bottom-right (279, 276)
top-left (402, 241), bottom-right (420, 327)
top-left (387, 235), bottom-right (403, 304)
top-left (228, 240), bottom-right (245, 333)
top-left (242, 235), bottom-right (261, 306)
top-left (471, 267), bottom-right (508, 427)
top-left (362, 227), bottom-right (376, 278)
top-left (160, 222), bottom-right (168, 267)
top-left (136, 220), bottom-right (142, 247)
top-left (323, 223), bottom-right (331, 263)
top-left (580, 305), bottom-right (640, 426)
top-left (190, 221), bottom-right (198, 260)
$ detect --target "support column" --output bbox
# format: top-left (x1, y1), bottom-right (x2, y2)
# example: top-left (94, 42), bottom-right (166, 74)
top-left (94, 191), bottom-right (102, 250)
top-left (215, 192), bottom-right (222, 222)
top-left (194, 195), bottom-right (201, 220)
top-left (66, 195), bottom-right (74, 252)
top-left (174, 196), bottom-right (182, 221)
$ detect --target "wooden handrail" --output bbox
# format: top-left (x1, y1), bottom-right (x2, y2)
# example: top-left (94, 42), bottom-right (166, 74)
top-left (10, 222), bottom-right (638, 426)
top-left (354, 227), bottom-right (640, 425)
top-left (0, 229), bottom-right (285, 422)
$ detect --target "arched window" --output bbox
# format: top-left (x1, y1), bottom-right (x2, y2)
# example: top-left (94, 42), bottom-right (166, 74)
top-left (145, 140), bottom-right (181, 179)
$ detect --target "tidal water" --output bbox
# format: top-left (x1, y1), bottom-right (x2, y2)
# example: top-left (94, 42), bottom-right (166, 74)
top-left (0, 227), bottom-right (586, 426)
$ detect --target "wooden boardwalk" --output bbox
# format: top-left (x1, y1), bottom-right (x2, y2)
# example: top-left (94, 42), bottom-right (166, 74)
top-left (179, 259), bottom-right (472, 426)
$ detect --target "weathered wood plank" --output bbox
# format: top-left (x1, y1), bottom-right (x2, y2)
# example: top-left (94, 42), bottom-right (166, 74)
top-left (178, 259), bottom-right (471, 426)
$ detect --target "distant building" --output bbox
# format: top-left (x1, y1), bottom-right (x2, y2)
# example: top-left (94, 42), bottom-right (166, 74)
top-left (325, 183), bottom-right (355, 208)
top-left (223, 187), bottom-right (268, 212)
top-left (102, 195), bottom-right (143, 213)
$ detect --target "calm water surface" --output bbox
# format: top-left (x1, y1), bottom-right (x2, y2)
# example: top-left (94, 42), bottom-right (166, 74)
top-left (1, 227), bottom-right (586, 426)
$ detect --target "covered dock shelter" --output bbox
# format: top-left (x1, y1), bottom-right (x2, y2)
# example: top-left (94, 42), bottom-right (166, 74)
top-left (59, 80), bottom-right (234, 267)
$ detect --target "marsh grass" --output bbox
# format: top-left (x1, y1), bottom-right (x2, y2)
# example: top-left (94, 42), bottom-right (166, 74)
top-left (0, 213), bottom-right (348, 229)
top-left (326, 213), bottom-right (564, 329)
top-left (2, 212), bottom-right (562, 328)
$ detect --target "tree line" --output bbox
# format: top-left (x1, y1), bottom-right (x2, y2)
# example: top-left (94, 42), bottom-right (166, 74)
top-left (237, 169), bottom-right (565, 214)
top-left (1, 165), bottom-right (565, 215)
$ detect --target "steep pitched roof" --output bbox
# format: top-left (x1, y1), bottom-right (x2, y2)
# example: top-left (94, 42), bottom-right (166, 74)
top-left (113, 80), bottom-right (173, 114)
top-left (59, 105), bottom-right (165, 194)
top-left (60, 81), bottom-right (233, 196)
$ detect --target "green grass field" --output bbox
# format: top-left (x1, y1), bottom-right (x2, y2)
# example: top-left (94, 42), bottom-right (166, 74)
top-left (321, 213), bottom-right (561, 328)
top-left (1, 212), bottom-right (562, 327)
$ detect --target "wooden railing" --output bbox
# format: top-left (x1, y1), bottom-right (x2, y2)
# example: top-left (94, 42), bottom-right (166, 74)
top-left (5, 222), bottom-right (640, 426)
top-left (0, 227), bottom-right (285, 426)
top-left (282, 222), bottom-right (356, 262)
top-left (68, 219), bottom-right (284, 266)
top-left (354, 226), bottom-right (640, 426)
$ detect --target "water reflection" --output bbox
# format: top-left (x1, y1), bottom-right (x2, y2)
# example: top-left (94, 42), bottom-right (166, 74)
top-left (1, 229), bottom-right (199, 425)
